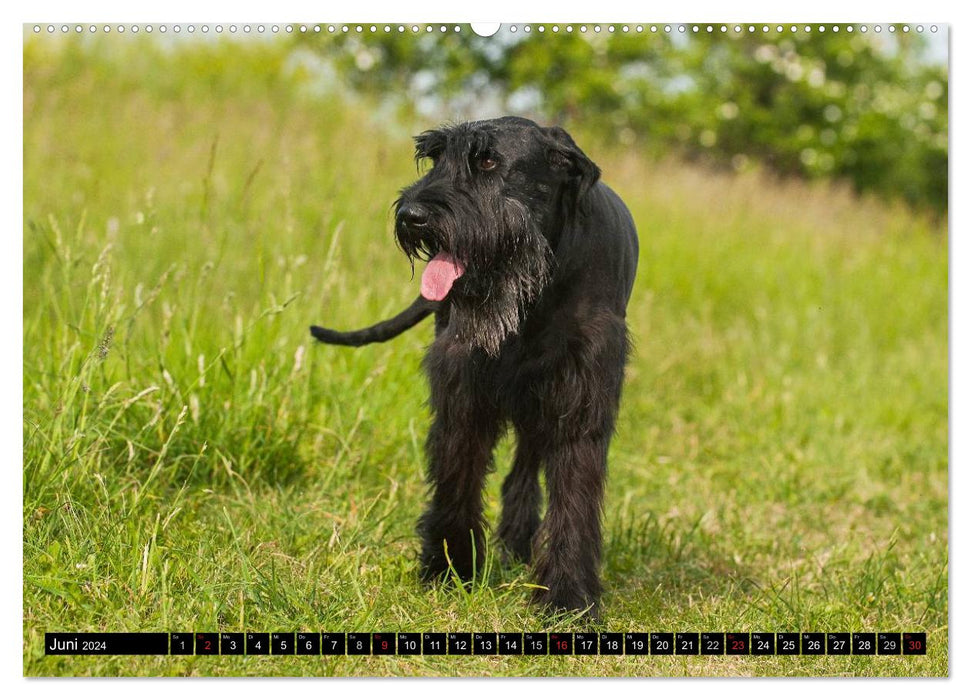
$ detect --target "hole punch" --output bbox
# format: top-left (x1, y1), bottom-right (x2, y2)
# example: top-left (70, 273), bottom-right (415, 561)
top-left (471, 23), bottom-right (501, 37)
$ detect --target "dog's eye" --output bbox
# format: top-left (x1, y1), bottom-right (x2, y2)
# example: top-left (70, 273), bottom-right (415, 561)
top-left (478, 156), bottom-right (498, 172)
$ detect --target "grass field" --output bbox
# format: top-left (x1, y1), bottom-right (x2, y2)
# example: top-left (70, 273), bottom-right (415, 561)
top-left (22, 36), bottom-right (948, 677)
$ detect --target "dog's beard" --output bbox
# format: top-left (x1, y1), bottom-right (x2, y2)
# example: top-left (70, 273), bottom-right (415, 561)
top-left (399, 196), bottom-right (553, 356)
top-left (449, 232), bottom-right (552, 357)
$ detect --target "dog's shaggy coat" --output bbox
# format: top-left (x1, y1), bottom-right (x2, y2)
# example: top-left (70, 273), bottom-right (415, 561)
top-left (311, 117), bottom-right (638, 617)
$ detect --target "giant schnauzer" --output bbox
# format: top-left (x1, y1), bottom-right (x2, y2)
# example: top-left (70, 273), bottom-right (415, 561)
top-left (311, 116), bottom-right (638, 617)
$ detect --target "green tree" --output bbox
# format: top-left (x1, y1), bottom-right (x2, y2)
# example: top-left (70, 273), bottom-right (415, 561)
top-left (302, 25), bottom-right (947, 213)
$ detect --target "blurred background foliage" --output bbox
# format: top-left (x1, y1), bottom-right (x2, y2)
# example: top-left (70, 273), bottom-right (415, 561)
top-left (297, 25), bottom-right (948, 214)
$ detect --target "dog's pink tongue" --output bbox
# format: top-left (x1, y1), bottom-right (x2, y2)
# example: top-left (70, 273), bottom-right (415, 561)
top-left (421, 252), bottom-right (465, 301)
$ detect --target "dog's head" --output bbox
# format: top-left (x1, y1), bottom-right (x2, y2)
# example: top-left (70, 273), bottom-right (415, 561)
top-left (394, 117), bottom-right (600, 354)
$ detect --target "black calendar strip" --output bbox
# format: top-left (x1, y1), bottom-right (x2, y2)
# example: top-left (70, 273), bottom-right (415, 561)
top-left (44, 632), bottom-right (927, 656)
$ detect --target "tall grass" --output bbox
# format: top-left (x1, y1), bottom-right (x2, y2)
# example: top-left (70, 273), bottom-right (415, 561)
top-left (23, 36), bottom-right (947, 677)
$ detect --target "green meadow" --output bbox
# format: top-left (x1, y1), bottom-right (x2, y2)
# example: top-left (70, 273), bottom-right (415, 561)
top-left (23, 37), bottom-right (948, 676)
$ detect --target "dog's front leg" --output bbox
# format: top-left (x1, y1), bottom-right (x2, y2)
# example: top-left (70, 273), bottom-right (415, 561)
top-left (532, 436), bottom-right (609, 618)
top-left (418, 354), bottom-right (501, 583)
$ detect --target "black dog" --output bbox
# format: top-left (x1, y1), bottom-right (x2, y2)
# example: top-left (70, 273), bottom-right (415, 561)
top-left (311, 117), bottom-right (638, 617)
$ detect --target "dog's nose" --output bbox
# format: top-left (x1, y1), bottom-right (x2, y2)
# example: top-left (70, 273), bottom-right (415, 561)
top-left (398, 204), bottom-right (429, 229)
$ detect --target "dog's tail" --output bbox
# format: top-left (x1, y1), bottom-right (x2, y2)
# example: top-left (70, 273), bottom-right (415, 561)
top-left (310, 295), bottom-right (438, 347)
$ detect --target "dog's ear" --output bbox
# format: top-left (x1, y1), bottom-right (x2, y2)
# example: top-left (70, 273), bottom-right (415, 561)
top-left (414, 129), bottom-right (447, 166)
top-left (545, 126), bottom-right (601, 202)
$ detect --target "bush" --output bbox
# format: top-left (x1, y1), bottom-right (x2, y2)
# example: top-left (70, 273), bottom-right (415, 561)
top-left (306, 25), bottom-right (948, 214)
